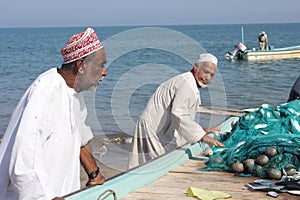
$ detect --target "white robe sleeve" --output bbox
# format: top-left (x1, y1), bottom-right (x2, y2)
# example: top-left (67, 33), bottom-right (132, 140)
top-left (171, 81), bottom-right (206, 145)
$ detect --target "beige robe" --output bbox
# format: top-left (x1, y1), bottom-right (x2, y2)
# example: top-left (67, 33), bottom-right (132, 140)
top-left (128, 72), bottom-right (206, 169)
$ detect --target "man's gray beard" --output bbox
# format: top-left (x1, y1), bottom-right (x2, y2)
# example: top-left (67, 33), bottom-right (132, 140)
top-left (197, 80), bottom-right (207, 88)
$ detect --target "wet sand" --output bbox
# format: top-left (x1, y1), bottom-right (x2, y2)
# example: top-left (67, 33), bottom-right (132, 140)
top-left (80, 134), bottom-right (132, 188)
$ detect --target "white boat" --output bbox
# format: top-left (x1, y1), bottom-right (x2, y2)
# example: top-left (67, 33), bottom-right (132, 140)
top-left (226, 43), bottom-right (300, 61)
top-left (225, 27), bottom-right (300, 61)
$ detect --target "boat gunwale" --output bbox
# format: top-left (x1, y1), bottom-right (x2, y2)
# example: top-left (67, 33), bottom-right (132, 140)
top-left (65, 117), bottom-right (238, 200)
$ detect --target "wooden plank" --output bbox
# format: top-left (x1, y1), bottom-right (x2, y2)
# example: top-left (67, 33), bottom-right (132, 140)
top-left (65, 143), bottom-right (207, 200)
top-left (123, 159), bottom-right (300, 200)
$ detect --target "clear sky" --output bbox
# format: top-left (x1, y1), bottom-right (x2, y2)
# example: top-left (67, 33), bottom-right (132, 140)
top-left (1, 0), bottom-right (299, 27)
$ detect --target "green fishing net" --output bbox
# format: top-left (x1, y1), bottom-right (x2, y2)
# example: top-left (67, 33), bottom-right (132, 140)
top-left (203, 100), bottom-right (300, 179)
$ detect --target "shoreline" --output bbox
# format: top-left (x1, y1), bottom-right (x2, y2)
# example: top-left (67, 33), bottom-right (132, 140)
top-left (80, 134), bottom-right (131, 188)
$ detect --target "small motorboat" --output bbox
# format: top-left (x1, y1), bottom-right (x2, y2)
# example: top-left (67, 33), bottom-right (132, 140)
top-left (226, 42), bottom-right (300, 61)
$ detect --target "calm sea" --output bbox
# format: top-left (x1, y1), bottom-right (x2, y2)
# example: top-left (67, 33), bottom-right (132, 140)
top-left (0, 24), bottom-right (299, 172)
top-left (1, 23), bottom-right (299, 135)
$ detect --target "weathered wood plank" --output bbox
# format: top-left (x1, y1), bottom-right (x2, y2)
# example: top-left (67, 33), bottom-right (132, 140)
top-left (123, 159), bottom-right (300, 200)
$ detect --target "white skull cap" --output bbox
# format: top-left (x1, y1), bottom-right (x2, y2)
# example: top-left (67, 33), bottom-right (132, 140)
top-left (197, 53), bottom-right (218, 66)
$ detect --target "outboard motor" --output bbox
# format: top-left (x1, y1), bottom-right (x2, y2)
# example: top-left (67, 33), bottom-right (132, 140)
top-left (226, 42), bottom-right (247, 60)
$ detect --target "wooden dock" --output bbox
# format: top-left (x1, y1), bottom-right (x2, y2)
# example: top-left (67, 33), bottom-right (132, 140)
top-left (123, 159), bottom-right (299, 200)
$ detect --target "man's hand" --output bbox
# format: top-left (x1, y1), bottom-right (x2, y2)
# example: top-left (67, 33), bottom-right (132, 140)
top-left (200, 135), bottom-right (224, 147)
top-left (80, 143), bottom-right (106, 187)
top-left (204, 127), bottom-right (221, 136)
top-left (86, 173), bottom-right (106, 186)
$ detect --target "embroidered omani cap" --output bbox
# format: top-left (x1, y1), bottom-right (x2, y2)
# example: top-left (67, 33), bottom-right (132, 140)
top-left (61, 27), bottom-right (103, 64)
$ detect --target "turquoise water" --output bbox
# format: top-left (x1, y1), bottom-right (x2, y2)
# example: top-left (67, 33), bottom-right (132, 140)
top-left (0, 23), bottom-right (300, 136)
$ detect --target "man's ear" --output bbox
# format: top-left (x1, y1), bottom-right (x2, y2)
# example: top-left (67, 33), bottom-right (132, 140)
top-left (192, 63), bottom-right (198, 73)
top-left (75, 59), bottom-right (85, 74)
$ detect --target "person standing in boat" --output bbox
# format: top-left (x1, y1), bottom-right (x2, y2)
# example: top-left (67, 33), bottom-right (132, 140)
top-left (258, 31), bottom-right (269, 50)
top-left (288, 75), bottom-right (300, 102)
top-left (128, 53), bottom-right (224, 169)
top-left (0, 28), bottom-right (107, 200)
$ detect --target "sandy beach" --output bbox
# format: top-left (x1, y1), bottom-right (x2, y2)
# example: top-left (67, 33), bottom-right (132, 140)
top-left (80, 134), bottom-right (131, 188)
top-left (79, 158), bottom-right (122, 189)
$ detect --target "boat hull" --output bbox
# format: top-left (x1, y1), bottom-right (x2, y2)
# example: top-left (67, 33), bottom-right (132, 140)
top-left (64, 117), bottom-right (238, 200)
top-left (245, 48), bottom-right (300, 61)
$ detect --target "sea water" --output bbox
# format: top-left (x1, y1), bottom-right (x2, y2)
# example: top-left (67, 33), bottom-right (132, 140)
top-left (0, 23), bottom-right (299, 172)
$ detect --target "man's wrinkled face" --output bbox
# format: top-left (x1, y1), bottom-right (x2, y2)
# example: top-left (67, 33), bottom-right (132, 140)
top-left (194, 62), bottom-right (216, 88)
top-left (76, 48), bottom-right (107, 91)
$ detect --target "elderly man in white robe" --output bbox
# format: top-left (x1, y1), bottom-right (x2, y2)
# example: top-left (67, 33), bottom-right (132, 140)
top-left (128, 53), bottom-right (224, 169)
top-left (0, 28), bottom-right (107, 200)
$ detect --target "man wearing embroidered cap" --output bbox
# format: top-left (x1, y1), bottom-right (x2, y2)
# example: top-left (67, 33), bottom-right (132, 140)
top-left (128, 53), bottom-right (224, 169)
top-left (0, 28), bottom-right (107, 200)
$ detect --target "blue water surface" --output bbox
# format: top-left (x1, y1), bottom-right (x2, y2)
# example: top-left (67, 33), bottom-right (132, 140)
top-left (0, 23), bottom-right (299, 136)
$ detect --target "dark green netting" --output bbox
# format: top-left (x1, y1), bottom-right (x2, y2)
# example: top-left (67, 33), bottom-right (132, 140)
top-left (202, 100), bottom-right (300, 179)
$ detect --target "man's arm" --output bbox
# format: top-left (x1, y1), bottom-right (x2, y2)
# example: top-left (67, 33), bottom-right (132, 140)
top-left (170, 79), bottom-right (224, 147)
top-left (80, 143), bottom-right (106, 186)
top-left (170, 81), bottom-right (206, 144)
